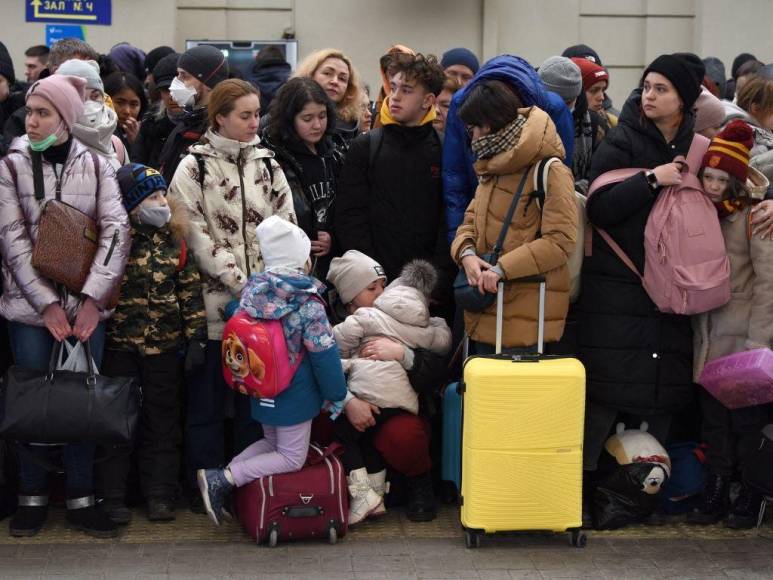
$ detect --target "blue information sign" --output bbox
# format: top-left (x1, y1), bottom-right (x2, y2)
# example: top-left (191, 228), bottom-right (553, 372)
top-left (26, 0), bottom-right (111, 26)
top-left (46, 24), bottom-right (86, 47)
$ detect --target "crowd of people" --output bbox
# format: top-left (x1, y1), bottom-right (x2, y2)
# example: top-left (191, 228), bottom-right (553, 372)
top-left (0, 34), bottom-right (771, 540)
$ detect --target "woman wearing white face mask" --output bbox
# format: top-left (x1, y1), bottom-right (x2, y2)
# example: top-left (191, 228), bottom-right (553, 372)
top-left (168, 78), bottom-right (296, 512)
top-left (158, 45), bottom-right (229, 184)
top-left (56, 59), bottom-right (129, 169)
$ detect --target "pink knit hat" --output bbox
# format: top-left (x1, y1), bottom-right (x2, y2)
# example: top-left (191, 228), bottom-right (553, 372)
top-left (26, 75), bottom-right (86, 130)
top-left (693, 87), bottom-right (726, 133)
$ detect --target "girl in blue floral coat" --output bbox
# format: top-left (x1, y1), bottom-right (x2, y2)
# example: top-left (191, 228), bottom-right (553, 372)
top-left (197, 216), bottom-right (347, 526)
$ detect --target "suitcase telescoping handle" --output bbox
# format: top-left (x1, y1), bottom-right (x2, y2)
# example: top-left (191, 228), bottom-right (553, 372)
top-left (495, 275), bottom-right (546, 355)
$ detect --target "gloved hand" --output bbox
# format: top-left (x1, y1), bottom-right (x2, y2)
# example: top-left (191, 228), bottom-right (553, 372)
top-left (185, 341), bottom-right (207, 375)
top-left (224, 299), bottom-right (240, 321)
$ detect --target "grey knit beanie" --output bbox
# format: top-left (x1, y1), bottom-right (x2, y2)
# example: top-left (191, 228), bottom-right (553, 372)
top-left (538, 56), bottom-right (582, 103)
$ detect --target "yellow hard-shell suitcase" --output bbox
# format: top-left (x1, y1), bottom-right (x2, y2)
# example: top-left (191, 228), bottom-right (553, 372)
top-left (459, 278), bottom-right (586, 548)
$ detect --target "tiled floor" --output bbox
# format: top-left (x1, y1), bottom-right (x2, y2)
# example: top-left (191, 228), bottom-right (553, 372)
top-left (1, 506), bottom-right (772, 579)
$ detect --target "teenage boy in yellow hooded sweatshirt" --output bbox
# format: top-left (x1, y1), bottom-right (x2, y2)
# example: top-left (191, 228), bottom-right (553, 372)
top-left (336, 53), bottom-right (450, 291)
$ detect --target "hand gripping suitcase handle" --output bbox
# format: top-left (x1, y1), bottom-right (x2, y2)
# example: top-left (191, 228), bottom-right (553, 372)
top-left (495, 276), bottom-right (546, 355)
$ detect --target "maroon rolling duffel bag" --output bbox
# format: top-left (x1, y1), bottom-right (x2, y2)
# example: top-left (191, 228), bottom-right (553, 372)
top-left (234, 442), bottom-right (348, 547)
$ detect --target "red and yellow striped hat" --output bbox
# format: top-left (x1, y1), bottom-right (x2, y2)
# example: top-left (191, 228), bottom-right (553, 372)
top-left (702, 120), bottom-right (754, 182)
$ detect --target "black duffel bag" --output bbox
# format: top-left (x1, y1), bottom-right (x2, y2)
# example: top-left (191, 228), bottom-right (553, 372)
top-left (0, 340), bottom-right (139, 445)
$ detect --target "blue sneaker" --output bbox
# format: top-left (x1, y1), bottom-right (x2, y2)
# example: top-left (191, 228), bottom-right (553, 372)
top-left (196, 469), bottom-right (233, 526)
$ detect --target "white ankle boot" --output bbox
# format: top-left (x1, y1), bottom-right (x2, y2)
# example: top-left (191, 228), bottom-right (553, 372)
top-left (347, 468), bottom-right (383, 525)
top-left (367, 470), bottom-right (388, 517)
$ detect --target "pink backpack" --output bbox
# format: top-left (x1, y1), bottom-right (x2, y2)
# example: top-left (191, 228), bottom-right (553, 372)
top-left (586, 134), bottom-right (731, 315)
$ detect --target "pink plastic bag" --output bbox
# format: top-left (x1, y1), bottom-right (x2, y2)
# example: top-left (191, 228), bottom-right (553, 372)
top-left (698, 348), bottom-right (773, 409)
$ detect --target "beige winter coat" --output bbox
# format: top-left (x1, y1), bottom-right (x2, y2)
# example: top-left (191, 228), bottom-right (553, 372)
top-left (333, 283), bottom-right (452, 414)
top-left (168, 129), bottom-right (295, 340)
top-left (0, 136), bottom-right (130, 326)
top-left (693, 173), bottom-right (773, 380)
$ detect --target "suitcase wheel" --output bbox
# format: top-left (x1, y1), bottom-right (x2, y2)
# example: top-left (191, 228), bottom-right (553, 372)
top-left (268, 525), bottom-right (279, 548)
top-left (464, 530), bottom-right (481, 549)
top-left (328, 521), bottom-right (338, 545)
top-left (569, 529), bottom-right (587, 548)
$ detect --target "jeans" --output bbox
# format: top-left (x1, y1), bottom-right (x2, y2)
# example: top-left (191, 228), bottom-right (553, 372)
top-left (8, 322), bottom-right (105, 495)
top-left (185, 340), bottom-right (260, 486)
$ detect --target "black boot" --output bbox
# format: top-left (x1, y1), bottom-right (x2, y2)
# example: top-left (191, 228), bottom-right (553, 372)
top-left (9, 495), bottom-right (48, 537)
top-left (147, 497), bottom-right (176, 522)
top-left (726, 482), bottom-right (763, 530)
top-left (406, 472), bottom-right (436, 522)
top-left (687, 471), bottom-right (729, 525)
top-left (65, 495), bottom-right (119, 538)
top-left (100, 497), bottom-right (132, 525)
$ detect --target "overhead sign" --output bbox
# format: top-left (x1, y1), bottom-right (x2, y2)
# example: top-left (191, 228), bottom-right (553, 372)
top-left (26, 0), bottom-right (111, 26)
top-left (46, 24), bottom-right (87, 47)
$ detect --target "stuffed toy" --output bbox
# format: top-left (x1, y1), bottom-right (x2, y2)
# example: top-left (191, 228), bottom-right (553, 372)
top-left (592, 422), bottom-right (672, 530)
top-left (604, 422), bottom-right (672, 494)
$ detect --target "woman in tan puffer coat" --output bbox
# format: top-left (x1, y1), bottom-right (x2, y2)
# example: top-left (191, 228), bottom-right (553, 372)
top-left (451, 80), bottom-right (577, 351)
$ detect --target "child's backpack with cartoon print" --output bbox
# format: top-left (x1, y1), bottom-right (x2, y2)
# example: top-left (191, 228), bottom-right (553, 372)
top-left (221, 312), bottom-right (304, 400)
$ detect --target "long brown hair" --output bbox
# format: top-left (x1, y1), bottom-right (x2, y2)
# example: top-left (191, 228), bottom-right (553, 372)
top-left (294, 49), bottom-right (362, 123)
top-left (207, 79), bottom-right (260, 131)
top-left (737, 75), bottom-right (773, 121)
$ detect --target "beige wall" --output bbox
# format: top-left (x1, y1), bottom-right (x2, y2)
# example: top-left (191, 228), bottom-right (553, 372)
top-left (1, 0), bottom-right (770, 108)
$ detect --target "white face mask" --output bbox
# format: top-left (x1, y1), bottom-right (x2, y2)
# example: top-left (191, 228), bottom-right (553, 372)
top-left (137, 205), bottom-right (172, 228)
top-left (71, 100), bottom-right (118, 155)
top-left (169, 77), bottom-right (197, 108)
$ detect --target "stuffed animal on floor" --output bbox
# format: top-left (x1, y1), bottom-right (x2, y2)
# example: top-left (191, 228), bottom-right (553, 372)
top-left (604, 422), bottom-right (672, 494)
top-left (592, 422), bottom-right (672, 530)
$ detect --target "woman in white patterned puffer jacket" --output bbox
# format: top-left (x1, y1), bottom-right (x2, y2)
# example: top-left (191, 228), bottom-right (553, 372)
top-left (168, 79), bottom-right (296, 498)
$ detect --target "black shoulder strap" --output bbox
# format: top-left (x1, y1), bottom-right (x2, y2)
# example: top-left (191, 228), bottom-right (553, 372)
top-left (193, 152), bottom-right (206, 191)
top-left (89, 150), bottom-right (101, 198)
top-left (367, 128), bottom-right (385, 176)
top-left (31, 150), bottom-right (45, 202)
top-left (491, 169), bottom-right (531, 261)
top-left (263, 157), bottom-right (274, 186)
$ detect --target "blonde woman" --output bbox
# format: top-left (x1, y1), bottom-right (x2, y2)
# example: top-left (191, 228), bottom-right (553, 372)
top-left (295, 49), bottom-right (364, 146)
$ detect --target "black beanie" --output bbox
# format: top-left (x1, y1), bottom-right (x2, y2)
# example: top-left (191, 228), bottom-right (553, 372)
top-left (152, 52), bottom-right (180, 90)
top-left (0, 41), bottom-right (15, 86)
top-left (642, 53), bottom-right (702, 109)
top-left (145, 45), bottom-right (175, 75)
top-left (178, 45), bottom-right (229, 89)
top-left (562, 44), bottom-right (602, 66)
top-left (673, 52), bottom-right (706, 85)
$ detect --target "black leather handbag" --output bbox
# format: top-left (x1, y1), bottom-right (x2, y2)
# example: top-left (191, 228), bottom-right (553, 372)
top-left (0, 341), bottom-right (140, 445)
top-left (454, 169), bottom-right (531, 313)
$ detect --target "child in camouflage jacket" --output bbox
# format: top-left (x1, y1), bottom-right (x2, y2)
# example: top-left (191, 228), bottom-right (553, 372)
top-left (97, 164), bottom-right (207, 524)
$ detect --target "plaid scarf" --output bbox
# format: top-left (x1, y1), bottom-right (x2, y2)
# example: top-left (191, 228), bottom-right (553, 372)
top-left (471, 115), bottom-right (527, 160)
